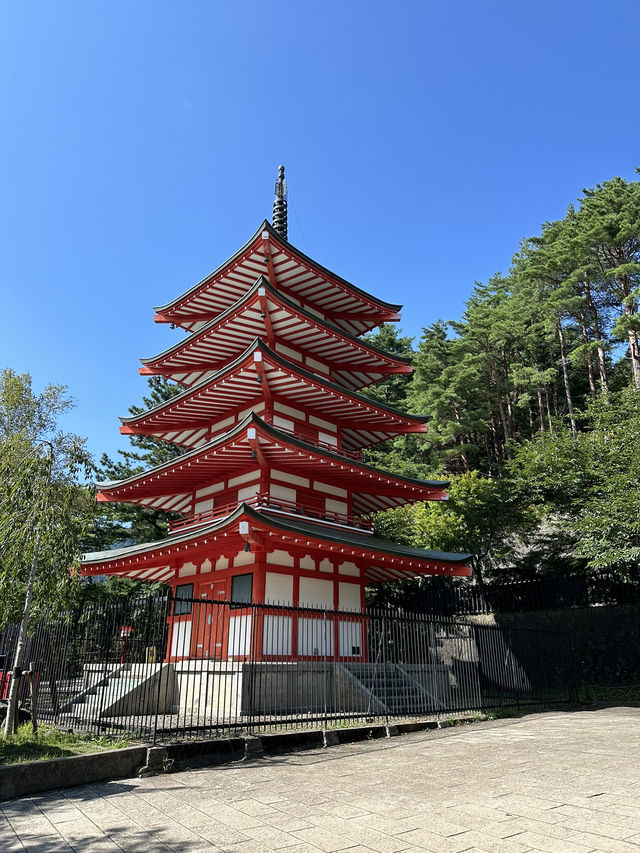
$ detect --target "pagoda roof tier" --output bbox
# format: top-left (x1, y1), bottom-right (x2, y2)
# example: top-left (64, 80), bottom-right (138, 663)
top-left (154, 221), bottom-right (402, 336)
top-left (122, 338), bottom-right (428, 453)
top-left (81, 504), bottom-right (471, 583)
top-left (140, 276), bottom-right (411, 389)
top-left (140, 277), bottom-right (412, 392)
top-left (97, 413), bottom-right (448, 517)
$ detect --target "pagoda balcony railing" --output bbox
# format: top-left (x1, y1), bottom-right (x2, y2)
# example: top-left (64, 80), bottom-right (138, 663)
top-left (168, 493), bottom-right (373, 535)
top-left (264, 417), bottom-right (361, 461)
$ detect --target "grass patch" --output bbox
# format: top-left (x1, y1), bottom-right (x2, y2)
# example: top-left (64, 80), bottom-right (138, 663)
top-left (0, 724), bottom-right (137, 765)
top-left (587, 685), bottom-right (640, 703)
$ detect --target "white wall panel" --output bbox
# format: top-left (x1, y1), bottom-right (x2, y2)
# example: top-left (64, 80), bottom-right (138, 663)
top-left (297, 618), bottom-right (334, 656)
top-left (299, 577), bottom-right (333, 608)
top-left (228, 615), bottom-right (252, 656)
top-left (170, 621), bottom-right (192, 659)
top-left (262, 616), bottom-right (293, 656)
top-left (265, 572), bottom-right (294, 604)
top-left (339, 582), bottom-right (361, 612)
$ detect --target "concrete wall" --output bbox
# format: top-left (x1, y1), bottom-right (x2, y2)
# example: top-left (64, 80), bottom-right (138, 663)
top-left (173, 661), bottom-right (245, 716)
top-left (463, 603), bottom-right (640, 686)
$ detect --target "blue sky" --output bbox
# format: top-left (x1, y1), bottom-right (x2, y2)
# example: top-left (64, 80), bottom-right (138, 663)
top-left (1, 1), bottom-right (639, 462)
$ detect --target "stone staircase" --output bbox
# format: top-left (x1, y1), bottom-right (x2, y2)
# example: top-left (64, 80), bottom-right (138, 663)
top-left (342, 663), bottom-right (446, 716)
top-left (61, 663), bottom-right (175, 719)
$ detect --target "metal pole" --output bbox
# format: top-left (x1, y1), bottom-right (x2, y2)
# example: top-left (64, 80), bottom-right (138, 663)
top-left (323, 610), bottom-right (328, 731)
top-left (382, 611), bottom-right (389, 726)
top-left (29, 661), bottom-right (38, 735)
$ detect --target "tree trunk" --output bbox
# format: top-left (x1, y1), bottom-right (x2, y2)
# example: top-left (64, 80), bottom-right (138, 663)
top-left (544, 387), bottom-right (553, 431)
top-left (502, 351), bottom-right (517, 438)
top-left (582, 273), bottom-right (608, 392)
top-left (621, 274), bottom-right (640, 388)
top-left (452, 403), bottom-right (469, 472)
top-left (579, 312), bottom-right (597, 399)
top-left (489, 357), bottom-right (510, 445)
top-left (3, 526), bottom-right (42, 737)
top-left (557, 323), bottom-right (578, 438)
top-left (489, 412), bottom-right (501, 465)
top-left (530, 353), bottom-right (546, 433)
top-left (3, 446), bottom-right (52, 739)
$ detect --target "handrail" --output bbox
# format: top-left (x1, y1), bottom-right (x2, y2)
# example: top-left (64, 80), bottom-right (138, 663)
top-left (168, 493), bottom-right (372, 534)
top-left (264, 417), bottom-right (361, 461)
top-left (254, 492), bottom-right (372, 531)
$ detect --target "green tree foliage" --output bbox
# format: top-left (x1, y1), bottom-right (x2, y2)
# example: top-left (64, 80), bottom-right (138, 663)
top-left (509, 389), bottom-right (640, 575)
top-left (371, 173), bottom-right (640, 588)
top-left (88, 377), bottom-right (185, 549)
top-left (575, 177), bottom-right (640, 386)
top-left (0, 370), bottom-right (95, 736)
top-left (0, 370), bottom-right (93, 628)
top-left (373, 472), bottom-right (536, 585)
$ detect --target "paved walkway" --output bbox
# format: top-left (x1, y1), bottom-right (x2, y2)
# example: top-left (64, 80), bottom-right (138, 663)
top-left (1, 707), bottom-right (639, 852)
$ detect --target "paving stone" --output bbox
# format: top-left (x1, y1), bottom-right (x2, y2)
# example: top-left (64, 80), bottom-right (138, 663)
top-left (263, 812), bottom-right (314, 833)
top-left (392, 827), bottom-right (474, 852)
top-left (2, 708), bottom-right (640, 853)
top-left (447, 830), bottom-right (532, 852)
top-left (504, 830), bottom-right (596, 853)
top-left (293, 826), bottom-right (362, 851)
top-left (337, 825), bottom-right (415, 853)
top-left (565, 831), bottom-right (640, 853)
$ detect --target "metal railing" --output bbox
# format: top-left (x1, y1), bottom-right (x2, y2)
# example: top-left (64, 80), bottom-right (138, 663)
top-left (397, 573), bottom-right (640, 616)
top-left (0, 596), bottom-right (579, 743)
top-left (168, 493), bottom-right (373, 534)
top-left (264, 417), bottom-right (362, 461)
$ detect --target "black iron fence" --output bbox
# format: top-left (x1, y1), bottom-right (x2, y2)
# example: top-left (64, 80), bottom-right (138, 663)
top-left (0, 596), bottom-right (578, 743)
top-left (407, 573), bottom-right (640, 616)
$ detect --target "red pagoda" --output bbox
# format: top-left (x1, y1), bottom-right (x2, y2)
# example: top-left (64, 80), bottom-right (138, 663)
top-left (82, 167), bottom-right (470, 662)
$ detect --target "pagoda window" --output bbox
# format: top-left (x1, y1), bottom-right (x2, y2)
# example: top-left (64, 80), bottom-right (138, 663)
top-left (238, 482), bottom-right (259, 502)
top-left (269, 483), bottom-right (296, 503)
top-left (309, 415), bottom-right (336, 433)
top-left (318, 430), bottom-right (337, 449)
top-left (273, 401), bottom-right (305, 421)
top-left (325, 497), bottom-right (348, 517)
top-left (230, 573), bottom-right (253, 608)
top-left (174, 583), bottom-right (194, 615)
top-left (194, 497), bottom-right (214, 515)
top-left (272, 415), bottom-right (294, 432)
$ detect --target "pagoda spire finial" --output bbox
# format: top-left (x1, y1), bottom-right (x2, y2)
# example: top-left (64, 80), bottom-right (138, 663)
top-left (272, 164), bottom-right (288, 241)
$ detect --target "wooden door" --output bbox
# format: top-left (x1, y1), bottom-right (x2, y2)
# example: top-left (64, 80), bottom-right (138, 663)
top-left (193, 580), bottom-right (228, 660)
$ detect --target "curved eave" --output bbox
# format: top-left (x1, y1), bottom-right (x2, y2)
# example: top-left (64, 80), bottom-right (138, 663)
top-left (142, 276), bottom-right (411, 376)
top-left (253, 507), bottom-right (471, 566)
top-left (97, 412), bottom-right (447, 502)
top-left (81, 503), bottom-right (471, 580)
top-left (154, 219), bottom-right (402, 321)
top-left (121, 337), bottom-right (428, 436)
top-left (256, 415), bottom-right (446, 490)
top-left (154, 222), bottom-right (268, 315)
top-left (259, 221), bottom-right (402, 313)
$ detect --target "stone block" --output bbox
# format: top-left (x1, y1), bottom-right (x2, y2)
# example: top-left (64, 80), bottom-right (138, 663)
top-left (323, 729), bottom-right (339, 747)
